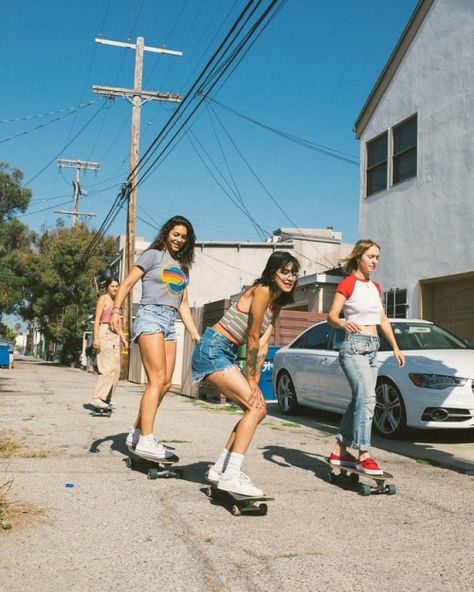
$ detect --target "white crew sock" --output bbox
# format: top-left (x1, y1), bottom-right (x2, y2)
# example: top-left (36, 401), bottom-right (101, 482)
top-left (213, 448), bottom-right (230, 473)
top-left (221, 452), bottom-right (244, 479)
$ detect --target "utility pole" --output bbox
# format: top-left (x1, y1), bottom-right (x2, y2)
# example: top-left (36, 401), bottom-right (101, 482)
top-left (93, 36), bottom-right (182, 378)
top-left (56, 159), bottom-right (100, 225)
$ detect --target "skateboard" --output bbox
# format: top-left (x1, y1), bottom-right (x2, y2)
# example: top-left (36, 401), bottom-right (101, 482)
top-left (126, 447), bottom-right (183, 479)
top-left (205, 484), bottom-right (274, 516)
top-left (323, 458), bottom-right (396, 496)
top-left (89, 404), bottom-right (112, 417)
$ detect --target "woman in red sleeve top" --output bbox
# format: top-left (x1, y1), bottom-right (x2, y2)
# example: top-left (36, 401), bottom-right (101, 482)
top-left (327, 240), bottom-right (404, 475)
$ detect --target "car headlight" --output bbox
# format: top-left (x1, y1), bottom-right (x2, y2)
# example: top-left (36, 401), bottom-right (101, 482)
top-left (408, 373), bottom-right (467, 389)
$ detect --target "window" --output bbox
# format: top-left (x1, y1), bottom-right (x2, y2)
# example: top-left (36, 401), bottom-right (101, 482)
top-left (291, 323), bottom-right (330, 350)
top-left (384, 288), bottom-right (408, 319)
top-left (366, 132), bottom-right (388, 196)
top-left (393, 115), bottom-right (417, 184)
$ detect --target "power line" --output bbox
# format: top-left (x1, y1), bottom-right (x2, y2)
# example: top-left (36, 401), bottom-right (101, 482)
top-left (205, 96), bottom-right (359, 165)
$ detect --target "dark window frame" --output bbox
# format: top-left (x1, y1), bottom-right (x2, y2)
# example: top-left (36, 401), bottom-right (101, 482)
top-left (365, 131), bottom-right (388, 197)
top-left (392, 114), bottom-right (417, 185)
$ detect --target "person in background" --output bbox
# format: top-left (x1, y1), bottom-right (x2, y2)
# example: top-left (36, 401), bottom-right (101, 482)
top-left (110, 215), bottom-right (200, 462)
top-left (192, 251), bottom-right (300, 497)
top-left (89, 276), bottom-right (127, 410)
top-left (327, 239), bottom-right (405, 475)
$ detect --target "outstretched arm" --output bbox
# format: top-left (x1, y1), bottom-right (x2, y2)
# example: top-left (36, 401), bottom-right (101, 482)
top-left (109, 266), bottom-right (144, 334)
top-left (179, 288), bottom-right (200, 345)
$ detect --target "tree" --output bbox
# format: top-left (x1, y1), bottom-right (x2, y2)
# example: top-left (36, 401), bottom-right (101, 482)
top-left (21, 223), bottom-right (117, 362)
top-left (0, 163), bottom-right (34, 316)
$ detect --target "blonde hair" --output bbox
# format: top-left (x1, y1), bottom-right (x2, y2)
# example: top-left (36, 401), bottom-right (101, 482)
top-left (341, 239), bottom-right (381, 275)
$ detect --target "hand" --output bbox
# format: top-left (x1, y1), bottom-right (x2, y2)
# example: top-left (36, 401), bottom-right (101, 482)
top-left (93, 339), bottom-right (100, 351)
top-left (109, 312), bottom-right (122, 334)
top-left (191, 333), bottom-right (200, 346)
top-left (394, 348), bottom-right (405, 368)
top-left (120, 336), bottom-right (128, 349)
top-left (343, 321), bottom-right (362, 333)
top-left (247, 381), bottom-right (265, 408)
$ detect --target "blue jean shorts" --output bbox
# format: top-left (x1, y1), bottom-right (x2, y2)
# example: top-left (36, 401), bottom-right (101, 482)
top-left (132, 304), bottom-right (178, 342)
top-left (191, 327), bottom-right (239, 383)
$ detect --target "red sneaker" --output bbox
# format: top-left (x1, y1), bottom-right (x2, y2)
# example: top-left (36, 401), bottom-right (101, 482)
top-left (329, 451), bottom-right (357, 468)
top-left (357, 457), bottom-right (383, 475)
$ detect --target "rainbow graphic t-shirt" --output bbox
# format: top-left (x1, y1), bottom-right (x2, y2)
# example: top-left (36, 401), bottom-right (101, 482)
top-left (135, 249), bottom-right (188, 308)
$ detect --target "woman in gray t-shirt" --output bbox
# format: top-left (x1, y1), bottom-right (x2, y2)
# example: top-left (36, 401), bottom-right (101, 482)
top-left (110, 215), bottom-right (200, 461)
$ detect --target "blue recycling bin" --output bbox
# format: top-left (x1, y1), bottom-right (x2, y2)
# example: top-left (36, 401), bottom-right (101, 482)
top-left (236, 345), bottom-right (279, 402)
top-left (0, 345), bottom-right (10, 369)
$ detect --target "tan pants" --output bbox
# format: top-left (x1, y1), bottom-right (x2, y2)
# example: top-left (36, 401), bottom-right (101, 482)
top-left (92, 324), bottom-right (121, 401)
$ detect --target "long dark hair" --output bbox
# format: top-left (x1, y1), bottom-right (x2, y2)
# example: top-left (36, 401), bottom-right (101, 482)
top-left (104, 276), bottom-right (119, 289)
top-left (253, 251), bottom-right (300, 306)
top-left (146, 215), bottom-right (196, 273)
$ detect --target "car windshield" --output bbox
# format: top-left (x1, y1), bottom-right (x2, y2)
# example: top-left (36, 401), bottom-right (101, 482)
top-left (378, 322), bottom-right (469, 351)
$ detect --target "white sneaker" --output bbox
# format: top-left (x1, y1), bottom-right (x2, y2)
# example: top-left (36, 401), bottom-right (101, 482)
top-left (217, 471), bottom-right (264, 497)
top-left (205, 465), bottom-right (221, 485)
top-left (135, 435), bottom-right (179, 462)
top-left (126, 428), bottom-right (140, 449)
top-left (90, 398), bottom-right (110, 410)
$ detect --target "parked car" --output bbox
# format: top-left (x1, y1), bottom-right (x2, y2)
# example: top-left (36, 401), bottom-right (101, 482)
top-left (272, 319), bottom-right (474, 437)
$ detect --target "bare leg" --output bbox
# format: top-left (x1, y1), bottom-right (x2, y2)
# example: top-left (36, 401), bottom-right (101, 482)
top-left (133, 339), bottom-right (177, 431)
top-left (206, 367), bottom-right (266, 455)
top-left (135, 333), bottom-right (167, 435)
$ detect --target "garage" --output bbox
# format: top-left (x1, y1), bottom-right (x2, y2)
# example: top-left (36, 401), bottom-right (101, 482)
top-left (421, 273), bottom-right (474, 341)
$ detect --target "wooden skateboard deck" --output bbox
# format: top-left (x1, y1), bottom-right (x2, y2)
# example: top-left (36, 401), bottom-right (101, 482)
top-left (323, 457), bottom-right (396, 496)
top-left (205, 483), bottom-right (274, 516)
top-left (126, 447), bottom-right (182, 479)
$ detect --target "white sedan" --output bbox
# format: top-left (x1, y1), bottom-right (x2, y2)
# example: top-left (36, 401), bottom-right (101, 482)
top-left (272, 319), bottom-right (474, 437)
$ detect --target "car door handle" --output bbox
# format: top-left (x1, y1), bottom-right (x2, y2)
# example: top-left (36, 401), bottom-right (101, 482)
top-left (320, 357), bottom-right (329, 365)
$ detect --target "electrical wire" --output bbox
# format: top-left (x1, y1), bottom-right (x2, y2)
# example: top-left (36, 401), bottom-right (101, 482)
top-left (0, 99), bottom-right (101, 144)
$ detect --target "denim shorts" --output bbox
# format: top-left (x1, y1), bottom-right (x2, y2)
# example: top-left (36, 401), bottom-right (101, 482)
top-left (132, 304), bottom-right (178, 342)
top-left (191, 327), bottom-right (239, 383)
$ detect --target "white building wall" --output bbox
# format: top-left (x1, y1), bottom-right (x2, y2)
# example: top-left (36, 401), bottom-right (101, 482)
top-left (126, 230), bottom-right (352, 307)
top-left (359, 0), bottom-right (474, 315)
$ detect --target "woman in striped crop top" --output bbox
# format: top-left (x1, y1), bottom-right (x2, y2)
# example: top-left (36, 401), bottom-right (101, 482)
top-left (327, 240), bottom-right (404, 476)
top-left (192, 251), bottom-right (300, 497)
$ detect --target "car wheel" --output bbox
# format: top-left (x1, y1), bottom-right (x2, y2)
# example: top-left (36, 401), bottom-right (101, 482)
top-left (276, 371), bottom-right (299, 415)
top-left (374, 379), bottom-right (407, 438)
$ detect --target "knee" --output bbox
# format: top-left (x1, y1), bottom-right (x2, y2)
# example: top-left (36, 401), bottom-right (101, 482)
top-left (161, 380), bottom-right (172, 395)
top-left (247, 405), bottom-right (267, 423)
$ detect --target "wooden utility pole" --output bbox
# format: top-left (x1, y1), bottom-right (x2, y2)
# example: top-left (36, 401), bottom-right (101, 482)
top-left (93, 36), bottom-right (182, 378)
top-left (56, 159), bottom-right (100, 224)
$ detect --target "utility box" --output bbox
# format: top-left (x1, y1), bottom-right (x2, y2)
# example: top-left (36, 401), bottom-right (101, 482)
top-left (0, 345), bottom-right (10, 369)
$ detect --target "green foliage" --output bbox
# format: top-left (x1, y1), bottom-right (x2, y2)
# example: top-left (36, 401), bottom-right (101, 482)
top-left (21, 223), bottom-right (117, 361)
top-left (0, 323), bottom-right (16, 342)
top-left (0, 163), bottom-right (34, 316)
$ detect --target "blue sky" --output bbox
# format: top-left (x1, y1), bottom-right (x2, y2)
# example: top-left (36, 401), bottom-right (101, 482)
top-left (2, 0), bottom-right (418, 245)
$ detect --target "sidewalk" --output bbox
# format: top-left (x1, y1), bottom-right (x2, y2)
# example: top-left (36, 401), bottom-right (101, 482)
top-left (1, 357), bottom-right (473, 592)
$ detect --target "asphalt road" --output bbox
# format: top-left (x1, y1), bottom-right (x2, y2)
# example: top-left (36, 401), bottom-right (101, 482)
top-left (0, 357), bottom-right (473, 592)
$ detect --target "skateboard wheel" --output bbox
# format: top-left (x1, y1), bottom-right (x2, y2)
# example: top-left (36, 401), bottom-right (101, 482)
top-left (205, 486), bottom-right (213, 497)
top-left (231, 505), bottom-right (241, 516)
top-left (259, 504), bottom-right (268, 516)
top-left (386, 484), bottom-right (396, 495)
top-left (359, 484), bottom-right (372, 496)
top-left (148, 468), bottom-right (159, 480)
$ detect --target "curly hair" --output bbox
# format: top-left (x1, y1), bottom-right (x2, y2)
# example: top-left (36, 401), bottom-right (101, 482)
top-left (146, 215), bottom-right (196, 274)
top-left (341, 239), bottom-right (381, 275)
top-left (252, 251), bottom-right (300, 306)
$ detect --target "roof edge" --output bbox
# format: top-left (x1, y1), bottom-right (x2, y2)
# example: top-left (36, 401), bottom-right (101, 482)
top-left (353, 0), bottom-right (434, 139)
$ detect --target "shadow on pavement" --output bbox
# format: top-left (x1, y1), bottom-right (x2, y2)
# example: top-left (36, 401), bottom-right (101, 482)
top-left (260, 444), bottom-right (329, 482)
top-left (266, 403), bottom-right (474, 474)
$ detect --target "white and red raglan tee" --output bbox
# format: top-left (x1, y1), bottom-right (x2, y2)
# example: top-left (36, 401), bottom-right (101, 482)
top-left (336, 274), bottom-right (384, 325)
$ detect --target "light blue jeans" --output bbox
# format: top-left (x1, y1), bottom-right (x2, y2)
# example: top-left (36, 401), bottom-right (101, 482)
top-left (336, 333), bottom-right (380, 451)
